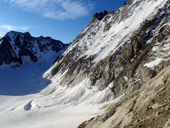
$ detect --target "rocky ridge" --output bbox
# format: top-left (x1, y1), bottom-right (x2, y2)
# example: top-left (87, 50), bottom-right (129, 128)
top-left (78, 66), bottom-right (170, 128)
top-left (0, 31), bottom-right (68, 66)
top-left (45, 0), bottom-right (170, 98)
top-left (0, 0), bottom-right (169, 127)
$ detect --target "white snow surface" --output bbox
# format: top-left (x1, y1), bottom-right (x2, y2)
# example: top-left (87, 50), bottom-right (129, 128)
top-left (0, 0), bottom-right (169, 127)
top-left (144, 58), bottom-right (163, 69)
top-left (63, 0), bottom-right (167, 63)
top-left (0, 61), bottom-right (115, 128)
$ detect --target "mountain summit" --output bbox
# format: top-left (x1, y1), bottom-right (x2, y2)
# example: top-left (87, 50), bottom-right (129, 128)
top-left (0, 0), bottom-right (169, 128)
top-left (0, 31), bottom-right (68, 66)
top-left (46, 0), bottom-right (170, 97)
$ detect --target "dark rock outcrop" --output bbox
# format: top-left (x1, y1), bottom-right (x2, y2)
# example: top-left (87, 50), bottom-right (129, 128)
top-left (92, 10), bottom-right (108, 21)
top-left (0, 37), bottom-right (19, 65)
top-left (0, 31), bottom-right (68, 66)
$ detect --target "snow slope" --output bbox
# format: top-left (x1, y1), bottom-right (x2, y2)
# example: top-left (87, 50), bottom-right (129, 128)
top-left (0, 34), bottom-right (112, 127)
top-left (0, 95), bottom-right (109, 128)
top-left (0, 62), bottom-right (114, 128)
top-left (44, 0), bottom-right (169, 93)
top-left (0, 0), bottom-right (169, 127)
top-left (61, 0), bottom-right (167, 63)
top-left (0, 47), bottom-right (114, 128)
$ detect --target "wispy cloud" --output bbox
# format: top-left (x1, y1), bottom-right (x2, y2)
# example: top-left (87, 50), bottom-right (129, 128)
top-left (0, 25), bottom-right (29, 31)
top-left (4, 0), bottom-right (94, 20)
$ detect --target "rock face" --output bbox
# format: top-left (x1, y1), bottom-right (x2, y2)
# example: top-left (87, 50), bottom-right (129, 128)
top-left (78, 67), bottom-right (170, 128)
top-left (45, 0), bottom-right (170, 98)
top-left (0, 37), bottom-right (20, 65)
top-left (92, 10), bottom-right (108, 21)
top-left (0, 0), bottom-right (168, 127)
top-left (0, 31), bottom-right (68, 66)
top-left (74, 0), bottom-right (170, 127)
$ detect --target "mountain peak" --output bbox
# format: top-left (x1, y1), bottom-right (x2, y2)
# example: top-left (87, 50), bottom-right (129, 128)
top-left (0, 31), bottom-right (68, 66)
top-left (92, 10), bottom-right (108, 21)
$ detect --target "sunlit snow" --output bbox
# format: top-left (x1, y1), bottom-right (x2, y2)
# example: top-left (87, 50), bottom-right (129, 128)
top-left (0, 62), bottom-right (114, 128)
top-left (0, 0), bottom-right (168, 127)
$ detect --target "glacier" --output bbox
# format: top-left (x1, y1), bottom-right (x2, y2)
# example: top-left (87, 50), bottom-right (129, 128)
top-left (0, 0), bottom-right (169, 127)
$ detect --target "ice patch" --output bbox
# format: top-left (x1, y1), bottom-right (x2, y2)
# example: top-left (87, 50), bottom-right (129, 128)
top-left (152, 46), bottom-right (160, 52)
top-left (144, 58), bottom-right (163, 69)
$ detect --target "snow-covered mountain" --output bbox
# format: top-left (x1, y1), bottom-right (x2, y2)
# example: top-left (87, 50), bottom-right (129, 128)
top-left (45, 0), bottom-right (170, 97)
top-left (0, 0), bottom-right (170, 128)
top-left (0, 31), bottom-right (68, 66)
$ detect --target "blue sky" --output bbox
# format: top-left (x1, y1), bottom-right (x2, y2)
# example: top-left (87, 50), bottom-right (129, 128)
top-left (0, 0), bottom-right (127, 43)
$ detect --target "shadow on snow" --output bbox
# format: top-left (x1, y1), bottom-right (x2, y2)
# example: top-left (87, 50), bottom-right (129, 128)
top-left (0, 65), bottom-right (51, 96)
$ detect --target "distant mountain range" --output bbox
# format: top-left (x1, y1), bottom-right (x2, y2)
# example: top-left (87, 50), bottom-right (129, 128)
top-left (0, 0), bottom-right (169, 127)
top-left (0, 31), bottom-right (68, 66)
